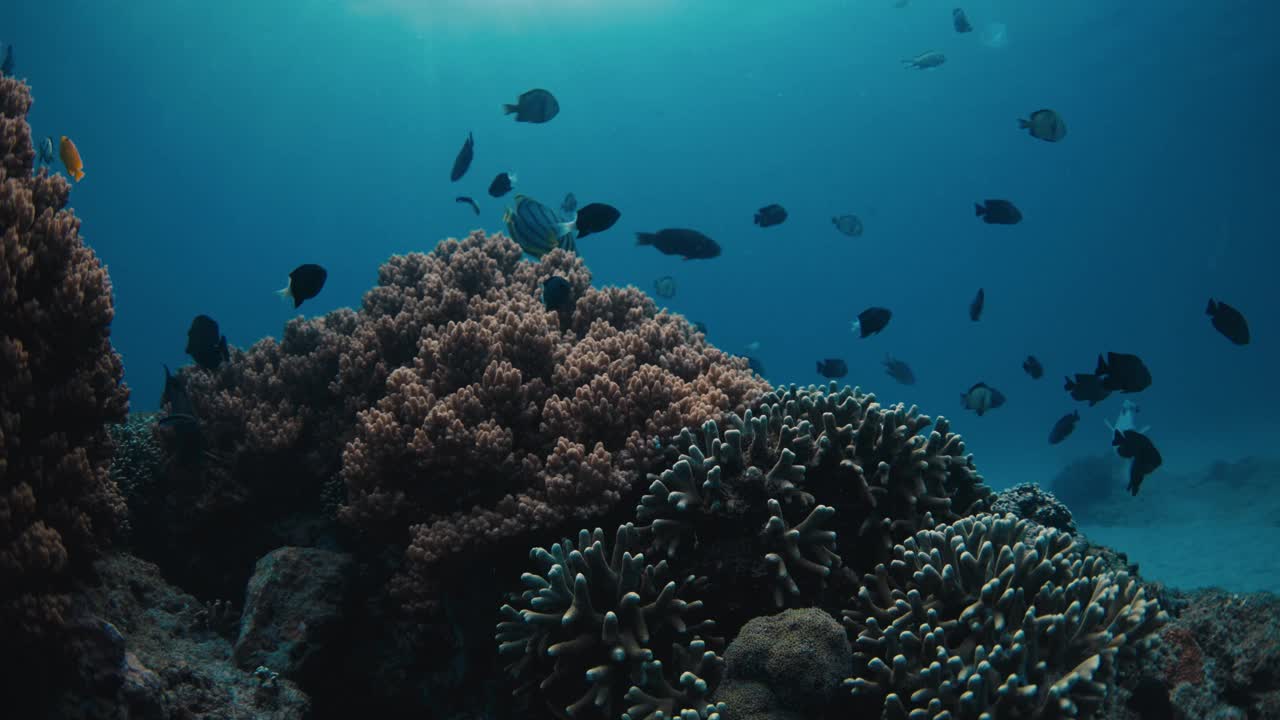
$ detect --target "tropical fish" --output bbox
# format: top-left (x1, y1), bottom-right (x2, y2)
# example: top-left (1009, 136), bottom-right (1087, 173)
top-left (542, 276), bottom-right (572, 312)
top-left (567, 202), bottom-right (621, 240)
top-left (653, 275), bottom-right (676, 299)
top-left (903, 51), bottom-right (946, 69)
top-left (488, 172), bottom-right (515, 198)
top-left (969, 288), bottom-right (985, 321)
top-left (883, 354), bottom-right (915, 385)
top-left (832, 214), bottom-right (864, 237)
top-left (456, 196), bottom-right (480, 215)
top-left (1047, 410), bottom-right (1079, 445)
top-left (1105, 399), bottom-right (1150, 437)
top-left (160, 365), bottom-right (198, 428)
top-left (635, 229), bottom-right (721, 260)
top-left (1019, 109), bottom-right (1067, 142)
top-left (505, 194), bottom-right (575, 258)
top-left (59, 136), bottom-right (84, 182)
top-left (1064, 372), bottom-right (1111, 406)
top-left (816, 358), bottom-right (848, 379)
top-left (450, 132), bottom-right (474, 182)
top-left (1206, 298), bottom-right (1249, 345)
top-left (36, 136), bottom-right (54, 168)
top-left (754, 204), bottom-right (787, 228)
top-left (277, 263), bottom-right (327, 308)
top-left (975, 199), bottom-right (1021, 224)
top-left (1113, 429), bottom-right (1162, 496)
top-left (851, 307), bottom-right (891, 338)
top-left (1095, 352), bottom-right (1151, 393)
top-left (185, 315), bottom-right (229, 370)
top-left (960, 382), bottom-right (1006, 416)
top-left (1022, 355), bottom-right (1043, 379)
top-left (953, 8), bottom-right (973, 33)
top-left (504, 89), bottom-right (559, 123)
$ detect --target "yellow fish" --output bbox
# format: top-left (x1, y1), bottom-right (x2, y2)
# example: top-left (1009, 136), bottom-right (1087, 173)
top-left (59, 136), bottom-right (84, 182)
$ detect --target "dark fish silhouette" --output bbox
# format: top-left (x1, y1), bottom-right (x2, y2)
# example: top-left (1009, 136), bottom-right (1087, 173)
top-left (161, 365), bottom-right (196, 421)
top-left (1, 44), bottom-right (12, 77)
top-left (488, 172), bottom-right (515, 197)
top-left (542, 276), bottom-right (572, 312)
top-left (504, 89), bottom-right (559, 123)
top-left (1023, 355), bottom-right (1044, 379)
top-left (450, 132), bottom-right (474, 182)
top-left (1019, 109), bottom-right (1067, 142)
top-left (1096, 352), bottom-right (1151, 393)
top-left (571, 203), bottom-right (621, 239)
top-left (953, 8), bottom-right (973, 33)
top-left (1047, 410), bottom-right (1080, 445)
top-left (277, 264), bottom-right (327, 308)
top-left (635, 229), bottom-right (721, 260)
top-left (692, 320), bottom-right (708, 335)
top-left (975, 199), bottom-right (1022, 224)
top-left (969, 288), bottom-right (985, 321)
top-left (1064, 372), bottom-right (1111, 406)
top-left (960, 382), bottom-right (1005, 416)
top-left (456, 196), bottom-right (480, 215)
top-left (754, 204), bottom-right (787, 228)
top-left (851, 307), bottom-right (891, 338)
top-left (816, 358), bottom-right (848, 379)
top-left (653, 275), bottom-right (676, 299)
top-left (1113, 429), bottom-right (1162, 496)
top-left (1206, 298), bottom-right (1249, 345)
top-left (883, 354), bottom-right (916, 385)
top-left (185, 315), bottom-right (229, 370)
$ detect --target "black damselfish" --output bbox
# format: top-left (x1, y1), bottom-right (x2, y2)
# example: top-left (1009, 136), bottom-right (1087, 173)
top-left (277, 264), bottom-right (327, 308)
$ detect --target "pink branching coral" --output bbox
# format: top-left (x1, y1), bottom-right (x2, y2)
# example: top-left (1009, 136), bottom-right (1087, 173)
top-left (0, 76), bottom-right (130, 643)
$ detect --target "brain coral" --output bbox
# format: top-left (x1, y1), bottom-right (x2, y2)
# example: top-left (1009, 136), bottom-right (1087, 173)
top-left (1, 76), bottom-right (130, 643)
top-left (842, 514), bottom-right (1166, 719)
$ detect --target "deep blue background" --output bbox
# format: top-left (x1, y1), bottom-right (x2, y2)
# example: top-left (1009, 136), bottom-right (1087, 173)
top-left (4, 0), bottom-right (1277, 487)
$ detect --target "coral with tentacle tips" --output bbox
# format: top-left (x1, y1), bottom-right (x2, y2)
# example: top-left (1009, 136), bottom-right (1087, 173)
top-left (841, 513), bottom-right (1166, 719)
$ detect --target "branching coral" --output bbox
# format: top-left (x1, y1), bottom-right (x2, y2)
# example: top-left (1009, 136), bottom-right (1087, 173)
top-left (0, 76), bottom-right (129, 644)
top-left (633, 383), bottom-right (991, 614)
top-left (496, 524), bottom-right (723, 719)
top-left (842, 513), bottom-right (1166, 719)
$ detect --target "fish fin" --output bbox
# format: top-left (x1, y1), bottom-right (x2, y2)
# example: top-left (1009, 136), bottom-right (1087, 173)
top-left (276, 284), bottom-right (293, 304)
top-left (546, 230), bottom-right (559, 250)
top-left (1095, 354), bottom-right (1107, 375)
top-left (508, 172), bottom-right (517, 184)
top-left (503, 103), bottom-right (518, 115)
top-left (974, 203), bottom-right (985, 216)
top-left (71, 169), bottom-right (84, 182)
top-left (1205, 298), bottom-right (1215, 315)
top-left (555, 220), bottom-right (576, 236)
top-left (1018, 118), bottom-right (1030, 129)
top-left (1063, 376), bottom-right (1074, 391)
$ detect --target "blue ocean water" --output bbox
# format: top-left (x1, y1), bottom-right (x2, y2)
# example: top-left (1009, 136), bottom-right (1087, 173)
top-left (5, 0), bottom-right (1277, 585)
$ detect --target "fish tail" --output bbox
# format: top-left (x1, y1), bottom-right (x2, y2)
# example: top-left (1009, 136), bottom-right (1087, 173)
top-left (555, 220), bottom-right (576, 236)
top-left (1018, 118), bottom-right (1030, 129)
top-left (974, 203), bottom-right (985, 216)
top-left (816, 361), bottom-right (823, 373)
top-left (635, 232), bottom-right (655, 246)
top-left (1205, 298), bottom-right (1215, 315)
top-left (71, 168), bottom-right (84, 181)
top-left (502, 104), bottom-right (518, 115)
top-left (1063, 376), bottom-right (1074, 392)
top-left (275, 285), bottom-right (293, 305)
top-left (508, 172), bottom-right (517, 184)
top-left (1095, 354), bottom-right (1107, 375)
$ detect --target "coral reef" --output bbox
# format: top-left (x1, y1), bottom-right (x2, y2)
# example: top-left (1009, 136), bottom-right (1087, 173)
top-left (715, 607), bottom-right (851, 715)
top-left (496, 524), bottom-right (723, 719)
top-left (0, 76), bottom-right (130, 650)
top-left (633, 383), bottom-right (991, 621)
top-left (842, 514), bottom-right (1166, 719)
top-left (992, 482), bottom-right (1077, 535)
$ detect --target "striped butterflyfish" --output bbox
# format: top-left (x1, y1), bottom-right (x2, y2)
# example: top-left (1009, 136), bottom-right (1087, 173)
top-left (503, 194), bottom-right (576, 258)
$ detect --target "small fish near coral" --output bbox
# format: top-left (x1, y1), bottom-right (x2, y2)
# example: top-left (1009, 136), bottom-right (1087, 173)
top-left (277, 263), bottom-right (327, 308)
top-left (903, 51), bottom-right (946, 69)
top-left (816, 358), bottom-right (848, 379)
top-left (504, 88), bottom-right (559, 123)
top-left (541, 275), bottom-right (572, 312)
top-left (882, 354), bottom-right (915, 385)
top-left (1022, 355), bottom-right (1044, 379)
top-left (450, 132), bottom-right (474, 182)
top-left (1019, 109), bottom-right (1067, 142)
top-left (969, 287), bottom-right (985, 321)
top-left (975, 199), bottom-right (1021, 224)
top-left (567, 202), bottom-right (621, 240)
top-left (635, 228), bottom-right (721, 260)
top-left (1206, 298), bottom-right (1249, 345)
top-left (1113, 429), bottom-right (1162, 496)
top-left (487, 171), bottom-right (516, 198)
top-left (185, 315), bottom-right (229, 370)
top-left (653, 275), bottom-right (676, 299)
top-left (59, 136), bottom-right (85, 182)
top-left (36, 136), bottom-right (54, 169)
top-left (850, 306), bottom-right (891, 338)
top-left (754, 203), bottom-right (787, 228)
top-left (1047, 410), bottom-right (1080, 445)
top-left (455, 196), bottom-right (480, 215)
top-left (960, 382), bottom-right (1005, 416)
top-left (832, 214), bottom-right (864, 237)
